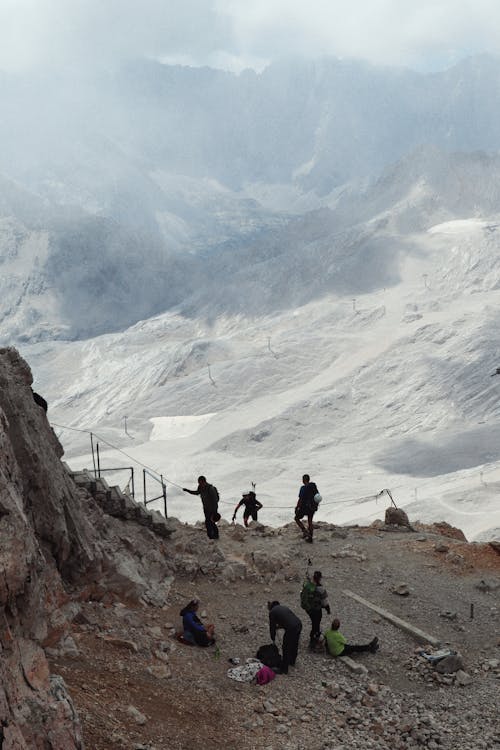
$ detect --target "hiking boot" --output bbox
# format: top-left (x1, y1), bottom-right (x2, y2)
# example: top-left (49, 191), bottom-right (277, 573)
top-left (305, 535), bottom-right (313, 543)
top-left (369, 637), bottom-right (379, 653)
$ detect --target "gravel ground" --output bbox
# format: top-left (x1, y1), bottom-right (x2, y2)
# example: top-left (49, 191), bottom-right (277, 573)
top-left (50, 519), bottom-right (500, 749)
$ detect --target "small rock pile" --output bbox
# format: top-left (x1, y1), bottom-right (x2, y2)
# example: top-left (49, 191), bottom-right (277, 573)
top-left (238, 669), bottom-right (498, 750)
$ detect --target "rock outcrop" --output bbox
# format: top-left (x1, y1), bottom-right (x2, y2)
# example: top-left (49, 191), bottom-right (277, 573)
top-left (0, 348), bottom-right (174, 748)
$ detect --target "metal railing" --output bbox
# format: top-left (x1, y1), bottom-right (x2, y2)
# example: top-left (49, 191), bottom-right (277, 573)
top-left (143, 468), bottom-right (167, 518)
top-left (90, 435), bottom-right (135, 499)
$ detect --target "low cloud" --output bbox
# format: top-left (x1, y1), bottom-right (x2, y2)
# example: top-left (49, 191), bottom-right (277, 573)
top-left (0, 0), bottom-right (499, 74)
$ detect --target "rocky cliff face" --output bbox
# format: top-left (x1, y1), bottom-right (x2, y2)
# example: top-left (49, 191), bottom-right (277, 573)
top-left (0, 348), bottom-right (174, 748)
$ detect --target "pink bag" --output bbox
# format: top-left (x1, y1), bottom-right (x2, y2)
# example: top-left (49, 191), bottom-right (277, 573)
top-left (256, 665), bottom-right (276, 685)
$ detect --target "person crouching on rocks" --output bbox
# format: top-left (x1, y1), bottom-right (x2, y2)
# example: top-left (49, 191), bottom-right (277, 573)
top-left (180, 599), bottom-right (216, 647)
top-left (324, 618), bottom-right (378, 657)
top-left (232, 490), bottom-right (263, 526)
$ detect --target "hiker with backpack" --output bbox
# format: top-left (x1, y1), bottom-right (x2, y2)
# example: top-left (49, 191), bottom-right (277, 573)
top-left (300, 570), bottom-right (331, 649)
top-left (232, 490), bottom-right (263, 526)
top-left (183, 476), bottom-right (220, 539)
top-left (267, 601), bottom-right (302, 674)
top-left (179, 599), bottom-right (216, 647)
top-left (324, 618), bottom-right (379, 657)
top-left (295, 474), bottom-right (320, 543)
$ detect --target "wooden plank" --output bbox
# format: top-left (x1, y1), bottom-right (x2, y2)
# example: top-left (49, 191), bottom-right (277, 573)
top-left (342, 589), bottom-right (441, 647)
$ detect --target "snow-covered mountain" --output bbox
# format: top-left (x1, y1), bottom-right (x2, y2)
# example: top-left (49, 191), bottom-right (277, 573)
top-left (21, 157), bottom-right (500, 542)
top-left (3, 55), bottom-right (500, 540)
top-left (3, 55), bottom-right (500, 339)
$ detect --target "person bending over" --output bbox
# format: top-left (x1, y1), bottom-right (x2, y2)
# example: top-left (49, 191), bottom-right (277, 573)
top-left (268, 600), bottom-right (302, 674)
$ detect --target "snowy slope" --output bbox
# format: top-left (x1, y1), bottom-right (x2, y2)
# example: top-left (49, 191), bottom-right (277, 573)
top-left (4, 57), bottom-right (500, 541)
top-left (22, 212), bottom-right (500, 541)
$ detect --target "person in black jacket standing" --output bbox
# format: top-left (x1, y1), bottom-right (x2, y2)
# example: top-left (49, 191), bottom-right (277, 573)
top-left (295, 474), bottom-right (319, 543)
top-left (183, 476), bottom-right (220, 539)
top-left (268, 601), bottom-right (302, 674)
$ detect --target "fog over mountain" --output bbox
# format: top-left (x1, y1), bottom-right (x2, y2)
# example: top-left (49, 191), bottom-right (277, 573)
top-left (3, 54), bottom-right (500, 540)
top-left (2, 55), bottom-right (500, 340)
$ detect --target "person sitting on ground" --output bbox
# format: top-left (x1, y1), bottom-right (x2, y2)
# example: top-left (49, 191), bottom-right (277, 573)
top-left (232, 490), bottom-right (263, 527)
top-left (324, 618), bottom-right (379, 657)
top-left (179, 599), bottom-right (215, 647)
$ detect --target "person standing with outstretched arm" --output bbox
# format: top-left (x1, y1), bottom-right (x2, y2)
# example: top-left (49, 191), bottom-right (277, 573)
top-left (295, 473), bottom-right (319, 543)
top-left (183, 476), bottom-right (220, 539)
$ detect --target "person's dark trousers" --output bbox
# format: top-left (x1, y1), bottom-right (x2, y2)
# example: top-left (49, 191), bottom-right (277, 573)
top-left (282, 624), bottom-right (302, 672)
top-left (204, 513), bottom-right (219, 539)
top-left (307, 609), bottom-right (322, 645)
top-left (342, 643), bottom-right (371, 655)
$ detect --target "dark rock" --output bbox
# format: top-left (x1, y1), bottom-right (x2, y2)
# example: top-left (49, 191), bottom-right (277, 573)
top-left (435, 543), bottom-right (449, 553)
top-left (435, 655), bottom-right (464, 674)
top-left (393, 583), bottom-right (410, 596)
top-left (475, 579), bottom-right (500, 593)
top-left (440, 611), bottom-right (458, 620)
top-left (385, 507), bottom-right (410, 527)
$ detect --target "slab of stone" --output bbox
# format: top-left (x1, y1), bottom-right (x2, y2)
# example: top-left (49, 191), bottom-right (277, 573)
top-left (343, 589), bottom-right (441, 647)
top-left (339, 655), bottom-right (369, 675)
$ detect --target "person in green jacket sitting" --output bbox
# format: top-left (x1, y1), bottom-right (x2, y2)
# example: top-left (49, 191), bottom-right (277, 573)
top-left (324, 618), bottom-right (379, 657)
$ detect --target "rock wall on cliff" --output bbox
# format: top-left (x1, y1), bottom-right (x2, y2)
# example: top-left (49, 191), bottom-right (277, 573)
top-left (0, 348), bottom-right (174, 749)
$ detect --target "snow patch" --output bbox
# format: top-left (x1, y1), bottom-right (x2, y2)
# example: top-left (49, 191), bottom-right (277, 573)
top-left (150, 414), bottom-right (216, 441)
top-left (428, 219), bottom-right (488, 235)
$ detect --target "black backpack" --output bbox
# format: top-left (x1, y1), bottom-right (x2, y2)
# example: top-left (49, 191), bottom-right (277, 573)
top-left (256, 643), bottom-right (281, 669)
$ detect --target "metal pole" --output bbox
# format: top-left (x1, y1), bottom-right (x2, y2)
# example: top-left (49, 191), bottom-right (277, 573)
top-left (161, 474), bottom-right (167, 518)
top-left (143, 469), bottom-right (147, 507)
top-left (385, 488), bottom-right (398, 509)
top-left (131, 467), bottom-right (135, 499)
top-left (90, 433), bottom-right (97, 477)
top-left (96, 442), bottom-right (101, 478)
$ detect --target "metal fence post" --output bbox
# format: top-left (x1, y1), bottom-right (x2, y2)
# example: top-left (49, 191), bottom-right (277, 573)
top-left (161, 474), bottom-right (167, 518)
top-left (90, 433), bottom-right (97, 477)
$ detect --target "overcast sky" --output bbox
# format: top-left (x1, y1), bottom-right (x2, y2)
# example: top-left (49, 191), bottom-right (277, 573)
top-left (0, 0), bottom-right (498, 74)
